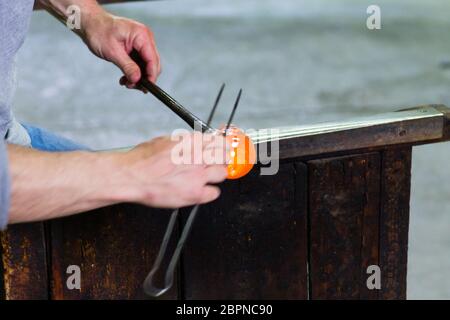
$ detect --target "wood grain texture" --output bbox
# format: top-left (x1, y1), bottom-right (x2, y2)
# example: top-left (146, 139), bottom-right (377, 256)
top-left (0, 223), bottom-right (49, 300)
top-left (275, 116), bottom-right (442, 161)
top-left (182, 163), bottom-right (308, 299)
top-left (379, 147), bottom-right (412, 300)
top-left (49, 204), bottom-right (178, 300)
top-left (308, 153), bottom-right (381, 300)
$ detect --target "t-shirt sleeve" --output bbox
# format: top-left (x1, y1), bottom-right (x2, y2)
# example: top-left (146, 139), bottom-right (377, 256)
top-left (0, 139), bottom-right (10, 230)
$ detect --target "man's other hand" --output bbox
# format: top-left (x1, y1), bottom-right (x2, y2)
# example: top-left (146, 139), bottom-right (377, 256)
top-left (113, 133), bottom-right (229, 208)
top-left (83, 11), bottom-right (161, 91)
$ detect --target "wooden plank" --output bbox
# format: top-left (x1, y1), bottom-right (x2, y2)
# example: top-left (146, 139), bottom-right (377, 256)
top-left (49, 204), bottom-right (178, 300)
top-left (308, 153), bottom-right (381, 299)
top-left (0, 223), bottom-right (49, 300)
top-left (379, 147), bottom-right (412, 300)
top-left (253, 105), bottom-right (446, 161)
top-left (182, 163), bottom-right (308, 299)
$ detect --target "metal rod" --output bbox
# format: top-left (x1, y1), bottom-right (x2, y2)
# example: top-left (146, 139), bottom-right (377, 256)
top-left (207, 83), bottom-right (225, 126)
top-left (130, 50), bottom-right (213, 132)
top-left (224, 89), bottom-right (242, 135)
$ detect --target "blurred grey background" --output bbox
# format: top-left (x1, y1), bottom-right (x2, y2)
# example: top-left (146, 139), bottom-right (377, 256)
top-left (14, 0), bottom-right (450, 299)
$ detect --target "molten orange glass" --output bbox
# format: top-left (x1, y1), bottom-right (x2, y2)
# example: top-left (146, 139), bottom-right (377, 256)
top-left (224, 127), bottom-right (256, 180)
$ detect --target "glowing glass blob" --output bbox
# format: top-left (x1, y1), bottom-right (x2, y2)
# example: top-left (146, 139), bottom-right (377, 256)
top-left (222, 127), bottom-right (256, 180)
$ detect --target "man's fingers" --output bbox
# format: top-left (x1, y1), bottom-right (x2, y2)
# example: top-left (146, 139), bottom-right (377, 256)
top-left (164, 185), bottom-right (220, 208)
top-left (133, 31), bottom-right (160, 83)
top-left (151, 32), bottom-right (161, 77)
top-left (197, 186), bottom-right (221, 204)
top-left (204, 165), bottom-right (228, 184)
top-left (155, 48), bottom-right (161, 77)
top-left (145, 29), bottom-right (161, 80)
top-left (143, 42), bottom-right (159, 83)
top-left (119, 76), bottom-right (148, 93)
top-left (112, 49), bottom-right (142, 85)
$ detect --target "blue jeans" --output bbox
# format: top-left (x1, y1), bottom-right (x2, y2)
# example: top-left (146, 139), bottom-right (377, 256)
top-left (22, 124), bottom-right (89, 152)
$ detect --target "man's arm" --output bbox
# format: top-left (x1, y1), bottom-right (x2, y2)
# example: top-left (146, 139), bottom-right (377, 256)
top-left (8, 144), bottom-right (120, 223)
top-left (38, 0), bottom-right (160, 88)
top-left (7, 134), bottom-right (228, 224)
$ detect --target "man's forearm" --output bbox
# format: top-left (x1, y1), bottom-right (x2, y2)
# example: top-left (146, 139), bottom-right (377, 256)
top-left (38, 0), bottom-right (105, 38)
top-left (7, 145), bottom-right (125, 224)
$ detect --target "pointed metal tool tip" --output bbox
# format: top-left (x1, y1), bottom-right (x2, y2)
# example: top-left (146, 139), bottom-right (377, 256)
top-left (225, 89), bottom-right (243, 135)
top-left (207, 83), bottom-right (226, 126)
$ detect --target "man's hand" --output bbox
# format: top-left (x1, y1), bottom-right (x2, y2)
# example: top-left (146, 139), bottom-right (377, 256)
top-left (112, 133), bottom-right (229, 208)
top-left (83, 12), bottom-right (161, 90)
top-left (8, 133), bottom-right (229, 224)
top-left (40, 0), bottom-right (161, 90)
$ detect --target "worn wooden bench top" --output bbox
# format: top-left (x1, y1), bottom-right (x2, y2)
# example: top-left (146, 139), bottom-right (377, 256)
top-left (250, 104), bottom-right (450, 160)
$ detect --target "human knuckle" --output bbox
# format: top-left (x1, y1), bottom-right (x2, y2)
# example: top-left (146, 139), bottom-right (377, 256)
top-left (132, 21), bottom-right (145, 30)
top-left (146, 27), bottom-right (154, 37)
top-left (137, 140), bottom-right (152, 150)
top-left (155, 136), bottom-right (172, 146)
top-left (152, 135), bottom-right (165, 142)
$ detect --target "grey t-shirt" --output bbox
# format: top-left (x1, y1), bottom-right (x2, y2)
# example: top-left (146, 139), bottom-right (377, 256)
top-left (0, 0), bottom-right (35, 229)
top-left (0, 141), bottom-right (9, 229)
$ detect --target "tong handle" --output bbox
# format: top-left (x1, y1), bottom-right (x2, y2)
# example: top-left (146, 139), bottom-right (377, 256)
top-left (143, 206), bottom-right (200, 297)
